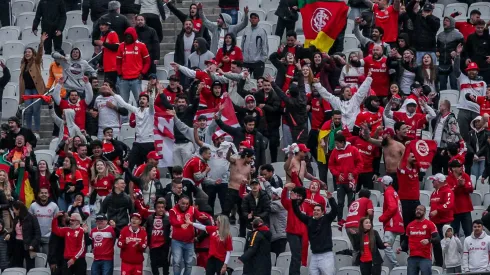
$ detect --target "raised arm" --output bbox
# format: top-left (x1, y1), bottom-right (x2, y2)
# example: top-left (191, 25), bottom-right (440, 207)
top-left (197, 4), bottom-right (218, 32)
top-left (113, 94), bottom-right (138, 113)
top-left (354, 23), bottom-right (371, 47)
top-left (312, 81), bottom-right (341, 109)
top-left (83, 79), bottom-right (93, 104)
top-left (453, 43), bottom-right (463, 78)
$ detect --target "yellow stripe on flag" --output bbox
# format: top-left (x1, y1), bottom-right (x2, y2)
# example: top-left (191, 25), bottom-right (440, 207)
top-left (310, 32), bottom-right (336, 54)
top-left (23, 178), bottom-right (35, 208)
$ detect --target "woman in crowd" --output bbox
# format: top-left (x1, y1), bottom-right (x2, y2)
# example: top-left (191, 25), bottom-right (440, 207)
top-left (302, 64), bottom-right (314, 95)
top-left (0, 170), bottom-right (12, 231)
top-left (50, 156), bottom-right (84, 211)
top-left (351, 217), bottom-right (386, 275)
top-left (10, 201), bottom-right (41, 271)
top-left (125, 162), bottom-right (164, 209)
top-left (416, 53), bottom-right (440, 107)
top-left (215, 33), bottom-right (243, 73)
top-left (311, 52), bottom-right (336, 94)
top-left (33, 160), bottom-right (53, 198)
top-left (67, 193), bottom-right (90, 222)
top-left (391, 48), bottom-right (417, 96)
top-left (90, 159), bottom-right (115, 213)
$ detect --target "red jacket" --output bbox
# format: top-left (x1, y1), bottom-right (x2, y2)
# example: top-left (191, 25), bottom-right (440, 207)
top-left (182, 156), bottom-right (209, 187)
top-left (328, 143), bottom-right (363, 184)
top-left (90, 225), bottom-right (116, 261)
top-left (379, 186), bottom-right (404, 234)
top-left (280, 187), bottom-right (307, 236)
top-left (429, 184), bottom-right (455, 225)
top-left (215, 46), bottom-right (243, 72)
top-left (116, 27), bottom-right (151, 79)
top-left (117, 225), bottom-right (148, 264)
top-left (446, 172), bottom-right (474, 214)
top-left (51, 218), bottom-right (85, 261)
top-left (169, 205), bottom-right (202, 243)
top-left (303, 189), bottom-right (327, 216)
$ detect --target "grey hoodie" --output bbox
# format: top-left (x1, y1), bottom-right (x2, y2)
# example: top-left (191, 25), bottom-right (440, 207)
top-left (241, 25), bottom-right (269, 63)
top-left (441, 224), bottom-right (463, 268)
top-left (188, 37), bottom-right (215, 70)
top-left (437, 16), bottom-right (464, 67)
top-left (52, 48), bottom-right (97, 92)
top-left (200, 10), bottom-right (248, 54)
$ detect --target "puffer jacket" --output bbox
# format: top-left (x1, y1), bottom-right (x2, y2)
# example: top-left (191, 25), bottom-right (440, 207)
top-left (406, 0), bottom-right (440, 52)
top-left (82, 0), bottom-right (110, 23)
top-left (468, 116), bottom-right (487, 161)
top-left (437, 16), bottom-right (464, 69)
top-left (269, 199), bottom-right (287, 242)
top-left (242, 190), bottom-right (271, 230)
top-left (100, 191), bottom-right (134, 233)
top-left (200, 10), bottom-right (248, 54)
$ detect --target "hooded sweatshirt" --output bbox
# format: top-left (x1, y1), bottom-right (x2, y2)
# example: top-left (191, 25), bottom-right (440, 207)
top-left (116, 27), bottom-right (151, 80)
top-left (328, 142), bottom-right (363, 185)
top-left (49, 107), bottom-right (87, 147)
top-left (188, 37), bottom-right (215, 70)
top-left (441, 224), bottom-right (463, 268)
top-left (52, 48), bottom-right (97, 92)
top-left (463, 231), bottom-right (490, 272)
top-left (468, 116), bottom-right (487, 159)
top-left (200, 10), bottom-right (248, 54)
top-left (437, 16), bottom-right (464, 67)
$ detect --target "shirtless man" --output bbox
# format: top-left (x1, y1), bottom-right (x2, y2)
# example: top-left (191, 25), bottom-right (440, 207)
top-left (222, 148), bottom-right (254, 237)
top-left (284, 143), bottom-right (326, 188)
top-left (361, 125), bottom-right (405, 191)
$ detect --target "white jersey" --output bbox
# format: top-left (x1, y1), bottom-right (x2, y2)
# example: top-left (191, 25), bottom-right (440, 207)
top-left (462, 231), bottom-right (490, 273)
top-left (203, 141), bottom-right (236, 183)
top-left (113, 95), bottom-right (155, 143)
top-left (457, 74), bottom-right (487, 114)
top-left (94, 95), bottom-right (121, 129)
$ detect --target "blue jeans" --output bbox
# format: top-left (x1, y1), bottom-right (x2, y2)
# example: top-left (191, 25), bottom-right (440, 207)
top-left (23, 88), bottom-right (41, 131)
top-left (407, 257), bottom-right (432, 275)
top-left (171, 240), bottom-right (194, 275)
top-left (416, 52), bottom-right (437, 66)
top-left (221, 8), bottom-right (238, 25)
top-left (439, 71), bottom-right (457, 90)
top-left (117, 78), bottom-right (142, 104)
top-left (471, 159), bottom-right (485, 180)
top-left (91, 260), bottom-right (113, 275)
top-left (383, 231), bottom-right (400, 267)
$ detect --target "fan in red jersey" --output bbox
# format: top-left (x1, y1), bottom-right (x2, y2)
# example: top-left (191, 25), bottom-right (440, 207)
top-left (117, 213), bottom-right (148, 275)
top-left (385, 98), bottom-right (436, 140)
top-left (51, 212), bottom-right (86, 275)
top-left (89, 214), bottom-right (116, 275)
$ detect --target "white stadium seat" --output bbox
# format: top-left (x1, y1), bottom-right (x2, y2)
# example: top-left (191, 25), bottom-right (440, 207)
top-left (440, 90), bottom-right (459, 106)
top-left (267, 35), bottom-right (280, 55)
top-left (34, 253), bottom-right (48, 268)
top-left (419, 190), bottom-right (432, 206)
top-left (390, 266), bottom-right (407, 275)
top-left (73, 40), bottom-right (95, 61)
top-left (232, 237), bottom-right (246, 252)
top-left (228, 252), bottom-right (244, 269)
top-left (295, 13), bottom-right (303, 33)
top-left (484, 193), bottom-right (490, 207)
top-left (66, 10), bottom-right (83, 29)
top-left (236, 36), bottom-right (243, 48)
top-left (3, 82), bottom-right (19, 99)
top-left (433, 4), bottom-right (444, 18)
top-left (240, 0), bottom-right (259, 11)
top-left (156, 67), bottom-right (168, 80)
top-left (11, 0), bottom-right (35, 17)
top-left (2, 98), bottom-right (19, 121)
top-left (258, 21), bottom-right (273, 35)
top-left (41, 69), bottom-right (49, 83)
top-left (332, 237), bottom-right (350, 252)
top-left (444, 3), bottom-right (468, 19)
top-left (0, 27), bottom-right (21, 49)
top-left (163, 52), bottom-right (174, 69)
top-left (472, 206), bottom-right (485, 221)
top-left (471, 190), bottom-right (483, 206)
top-left (9, 70), bottom-right (21, 84)
top-left (120, 123), bottom-right (136, 139)
top-left (344, 34), bottom-right (360, 51)
top-left (262, 0), bottom-right (279, 14)
top-left (249, 9), bottom-right (266, 21)
top-left (27, 268), bottom-right (50, 275)
top-left (264, 63), bottom-right (277, 78)
top-left (42, 55), bottom-right (54, 70)
top-left (25, 41), bottom-right (39, 51)
top-left (335, 254), bottom-right (353, 269)
top-left (276, 252), bottom-right (291, 271)
top-left (15, 12), bottom-right (36, 30)
top-left (296, 34), bottom-right (305, 45)
top-left (22, 27), bottom-right (39, 42)
top-left (469, 2), bottom-right (490, 16)
top-left (346, 19), bottom-right (354, 34)
top-left (266, 9), bottom-right (278, 23)
top-left (338, 266), bottom-right (361, 275)
top-left (66, 25), bottom-right (91, 42)
top-left (232, 267), bottom-right (243, 275)
top-left (3, 41), bottom-right (26, 57)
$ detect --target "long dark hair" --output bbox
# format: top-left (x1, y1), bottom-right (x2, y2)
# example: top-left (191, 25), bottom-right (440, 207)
top-left (222, 33), bottom-right (236, 55)
top-left (13, 201), bottom-right (29, 224)
top-left (62, 156), bottom-right (78, 184)
top-left (37, 160), bottom-right (52, 181)
top-left (358, 217), bottom-right (375, 255)
top-left (421, 53), bottom-right (436, 83)
top-left (22, 47), bottom-right (37, 65)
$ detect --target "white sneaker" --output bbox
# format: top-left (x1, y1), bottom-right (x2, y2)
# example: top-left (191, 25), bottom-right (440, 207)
top-left (34, 133), bottom-right (40, 140)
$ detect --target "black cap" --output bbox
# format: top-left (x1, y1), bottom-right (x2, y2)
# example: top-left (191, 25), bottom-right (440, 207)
top-left (8, 116), bottom-right (20, 126)
top-left (411, 81), bottom-right (422, 90)
top-left (449, 159), bottom-right (463, 168)
top-left (250, 178), bottom-right (260, 185)
top-left (100, 21), bottom-right (111, 26)
top-left (148, 73), bottom-right (157, 79)
top-left (241, 148), bottom-right (255, 157)
top-left (197, 115), bottom-right (207, 121)
top-left (212, 81), bottom-right (221, 88)
top-left (250, 12), bottom-right (259, 19)
top-left (423, 3), bottom-right (433, 11)
top-left (169, 75), bottom-right (179, 81)
top-left (95, 214), bottom-right (108, 220)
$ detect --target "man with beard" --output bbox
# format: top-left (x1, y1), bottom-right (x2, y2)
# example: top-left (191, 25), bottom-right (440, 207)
top-left (157, 75), bottom-right (182, 108)
top-left (51, 212), bottom-right (86, 275)
top-left (188, 38), bottom-right (215, 70)
top-left (385, 98), bottom-right (436, 140)
top-left (29, 188), bottom-right (59, 254)
top-left (339, 52), bottom-right (365, 89)
top-left (135, 15), bottom-right (160, 77)
top-left (234, 95), bottom-right (266, 133)
top-left (255, 78), bottom-right (281, 162)
top-left (116, 27), bottom-right (151, 104)
top-left (93, 80), bottom-right (129, 139)
top-left (362, 0), bottom-right (400, 44)
top-left (363, 44), bottom-right (391, 98)
top-left (453, 42), bottom-right (487, 142)
top-left (146, 199), bottom-right (171, 275)
top-left (111, 89), bottom-right (156, 175)
top-left (165, 0), bottom-right (211, 48)
top-left (399, 205), bottom-right (440, 275)
top-left (353, 95), bottom-right (383, 136)
top-left (101, 128), bottom-right (129, 175)
top-left (284, 143), bottom-right (324, 187)
top-left (347, 133), bottom-right (380, 191)
top-left (0, 116), bottom-right (37, 150)
top-left (85, 77), bottom-right (101, 137)
top-left (354, 20), bottom-right (390, 56)
top-left (307, 85), bottom-right (332, 163)
top-left (213, 61), bottom-right (257, 107)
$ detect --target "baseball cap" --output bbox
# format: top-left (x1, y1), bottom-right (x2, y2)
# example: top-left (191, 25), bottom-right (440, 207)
top-left (148, 73), bottom-right (157, 79)
top-left (147, 151), bottom-right (162, 160)
top-left (297, 143), bottom-right (310, 153)
top-left (466, 62), bottom-right (479, 72)
top-left (377, 176), bottom-right (393, 186)
top-left (131, 213), bottom-right (142, 220)
top-left (197, 115), bottom-right (207, 121)
top-left (250, 12), bottom-right (259, 19)
top-left (245, 95), bottom-right (255, 103)
top-left (382, 128), bottom-right (395, 137)
top-left (212, 130), bottom-right (226, 141)
top-left (100, 21), bottom-right (111, 26)
top-left (95, 214), bottom-right (108, 220)
top-left (449, 159), bottom-right (463, 167)
top-left (428, 173), bottom-right (446, 182)
top-left (205, 59), bottom-right (218, 66)
top-left (271, 187), bottom-right (283, 198)
top-left (250, 178), bottom-right (260, 185)
top-left (423, 3), bottom-right (433, 11)
top-left (241, 148), bottom-right (255, 157)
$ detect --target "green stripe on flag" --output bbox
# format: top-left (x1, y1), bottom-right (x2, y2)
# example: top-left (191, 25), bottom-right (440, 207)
top-left (298, 0), bottom-right (344, 10)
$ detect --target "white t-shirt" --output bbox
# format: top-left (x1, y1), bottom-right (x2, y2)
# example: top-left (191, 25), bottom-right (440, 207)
top-left (183, 32), bottom-right (195, 64)
top-left (94, 95), bottom-right (120, 128)
top-left (400, 70), bottom-right (415, 95)
top-left (217, 29), bottom-right (225, 49)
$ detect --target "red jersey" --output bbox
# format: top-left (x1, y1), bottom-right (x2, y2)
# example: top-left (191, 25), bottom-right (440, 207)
top-left (192, 18), bottom-right (203, 33)
top-left (429, 184), bottom-right (455, 224)
top-left (149, 215), bottom-right (168, 249)
top-left (455, 21), bottom-right (476, 41)
top-left (280, 188), bottom-right (307, 236)
top-left (355, 108), bottom-right (384, 137)
top-left (397, 165), bottom-right (420, 200)
top-left (446, 172), bottom-right (474, 214)
top-left (282, 64), bottom-right (296, 92)
top-left (308, 95), bottom-right (332, 130)
top-left (135, 163), bottom-right (161, 179)
top-left (169, 205), bottom-right (202, 243)
top-left (348, 136), bottom-right (379, 174)
top-left (51, 218), bottom-right (85, 261)
top-left (73, 153), bottom-right (91, 195)
top-left (364, 56), bottom-right (389, 97)
top-left (379, 186), bottom-right (404, 234)
top-left (162, 88), bottom-right (178, 105)
top-left (206, 226), bottom-right (233, 262)
top-left (303, 190), bottom-right (327, 216)
top-left (116, 28), bottom-right (151, 80)
top-left (92, 174), bottom-right (115, 197)
top-left (393, 112), bottom-right (428, 139)
top-left (100, 30), bottom-right (119, 72)
top-left (328, 144), bottom-right (364, 184)
top-left (182, 156), bottom-right (209, 187)
top-left (215, 46), bottom-right (243, 72)
top-left (55, 169), bottom-right (83, 190)
top-left (59, 100), bottom-right (88, 130)
top-left (406, 219), bottom-right (437, 259)
top-left (373, 4), bottom-right (399, 43)
top-left (475, 96), bottom-right (490, 118)
top-left (345, 197), bottom-right (374, 228)
top-left (118, 226), bottom-right (148, 264)
top-left (38, 174), bottom-right (50, 196)
top-left (90, 225), bottom-right (115, 261)
top-left (360, 234), bottom-right (373, 262)
top-left (196, 71), bottom-right (218, 108)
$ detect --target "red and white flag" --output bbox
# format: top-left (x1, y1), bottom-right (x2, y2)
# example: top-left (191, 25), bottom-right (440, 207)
top-left (194, 95), bottom-right (240, 127)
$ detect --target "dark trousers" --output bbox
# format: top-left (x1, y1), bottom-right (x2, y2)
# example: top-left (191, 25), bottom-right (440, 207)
top-left (286, 233), bottom-right (302, 275)
top-left (337, 183), bottom-right (355, 220)
top-left (359, 261), bottom-right (382, 275)
top-left (222, 188), bottom-right (246, 237)
top-left (203, 183), bottom-right (228, 215)
top-left (205, 256), bottom-right (224, 275)
top-left (62, 257), bottom-right (87, 275)
top-left (307, 129), bottom-right (319, 160)
top-left (150, 244), bottom-right (170, 275)
top-left (433, 223), bottom-right (444, 267)
top-left (274, 17), bottom-right (296, 40)
top-left (451, 212), bottom-right (472, 237)
top-left (11, 240), bottom-right (35, 271)
top-left (142, 13), bottom-right (163, 42)
top-left (104, 71), bottom-right (118, 85)
top-left (243, 62), bottom-right (265, 80)
top-left (271, 238), bottom-right (287, 257)
top-left (265, 128), bottom-right (280, 163)
top-left (64, 0), bottom-right (81, 11)
top-left (128, 142), bottom-right (155, 172)
top-left (43, 29), bottom-right (63, 55)
top-left (438, 71), bottom-right (457, 90)
top-left (400, 200), bottom-right (420, 246)
top-left (0, 2), bottom-right (10, 27)
top-left (291, 124), bottom-right (308, 144)
top-left (407, 257), bottom-right (432, 275)
top-left (432, 148), bottom-right (449, 175)
top-left (457, 109), bottom-right (479, 142)
top-left (357, 172), bottom-right (374, 192)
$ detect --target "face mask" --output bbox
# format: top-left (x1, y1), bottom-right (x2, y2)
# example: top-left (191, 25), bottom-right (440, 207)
top-left (125, 35), bottom-right (134, 44)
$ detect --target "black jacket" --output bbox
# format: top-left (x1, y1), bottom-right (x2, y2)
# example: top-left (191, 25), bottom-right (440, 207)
top-left (11, 214), bottom-right (41, 251)
top-left (0, 128), bottom-right (37, 150)
top-left (468, 128), bottom-right (487, 162)
top-left (103, 138), bottom-right (129, 162)
top-left (352, 230), bottom-right (385, 265)
top-left (292, 197), bottom-right (337, 254)
top-left (47, 218), bottom-right (65, 269)
top-left (254, 89), bottom-right (282, 131)
top-left (145, 214), bottom-right (171, 247)
top-left (215, 118), bottom-right (268, 167)
top-left (117, 0), bottom-right (138, 14)
top-left (270, 70), bottom-right (308, 126)
top-left (464, 31), bottom-right (490, 71)
top-left (174, 30), bottom-right (197, 66)
top-left (239, 227), bottom-right (272, 275)
top-left (92, 11), bottom-right (131, 43)
top-left (242, 190), bottom-right (271, 229)
top-left (32, 0), bottom-right (67, 32)
top-left (0, 66), bottom-right (10, 91)
top-left (100, 191), bottom-right (134, 232)
top-left (136, 25), bottom-right (161, 61)
top-left (0, 230), bottom-right (8, 270)
top-left (82, 0), bottom-right (110, 23)
top-left (275, 0), bottom-right (298, 22)
top-left (163, 180), bottom-right (196, 211)
top-left (406, 0), bottom-right (440, 52)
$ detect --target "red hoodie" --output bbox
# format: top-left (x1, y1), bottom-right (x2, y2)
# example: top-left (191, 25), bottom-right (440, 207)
top-left (446, 172), bottom-right (473, 214)
top-left (328, 143), bottom-right (363, 184)
top-left (117, 225), bottom-right (147, 264)
top-left (51, 218), bottom-right (85, 261)
top-left (169, 205), bottom-right (203, 243)
top-left (379, 186), bottom-right (404, 234)
top-left (303, 188), bottom-right (327, 215)
top-left (429, 184), bottom-right (455, 225)
top-left (116, 27), bottom-right (151, 79)
top-left (280, 187), bottom-right (306, 236)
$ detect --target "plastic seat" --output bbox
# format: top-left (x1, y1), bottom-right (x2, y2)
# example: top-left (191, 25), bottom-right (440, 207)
top-left (262, 0), bottom-right (279, 13)
top-left (440, 89), bottom-right (459, 106)
top-left (156, 67), bottom-right (168, 80)
top-left (471, 190), bottom-right (483, 206)
top-left (335, 254), bottom-right (353, 269)
top-left (122, 137), bottom-right (134, 149)
top-left (271, 267), bottom-right (282, 275)
top-left (15, 12), bottom-right (36, 30)
top-left (396, 251), bottom-right (408, 266)
top-left (419, 190), bottom-right (432, 206)
top-left (276, 252), bottom-right (291, 271)
top-left (66, 25), bottom-right (91, 42)
top-left (390, 266), bottom-right (407, 275)
top-left (34, 253), bottom-right (48, 267)
top-left (381, 266), bottom-right (390, 275)
top-left (338, 266), bottom-right (361, 275)
top-left (25, 41), bottom-right (39, 50)
top-left (3, 268), bottom-right (27, 275)
top-left (3, 40), bottom-right (26, 57)
top-left (0, 27), bottom-right (21, 49)
top-left (373, 207), bottom-right (383, 222)
top-left (11, 0), bottom-right (35, 17)
top-left (370, 190), bottom-right (382, 207)
top-left (240, 0), bottom-right (259, 11)
top-left (296, 34), bottom-right (305, 45)
top-left (27, 268), bottom-right (49, 275)
top-left (61, 40), bottom-right (73, 56)
top-left (120, 123), bottom-right (136, 139)
top-left (432, 266), bottom-right (443, 274)
top-left (472, 206), bottom-right (485, 221)
top-left (344, 34), bottom-right (360, 51)
top-left (73, 40), bottom-right (95, 61)
top-left (264, 63), bottom-right (277, 78)
top-left (42, 55), bottom-right (54, 70)
top-left (49, 138), bottom-right (59, 152)
top-left (469, 2), bottom-right (490, 16)
top-left (444, 3), bottom-right (468, 19)
top-left (270, 162), bottom-right (285, 178)
top-left (333, 237), bottom-right (350, 252)
top-left (424, 177), bottom-right (434, 191)
top-left (66, 10), bottom-right (83, 29)
top-left (232, 267), bottom-right (243, 275)
top-left (271, 252), bottom-right (277, 266)
top-left (346, 19), bottom-right (354, 34)
top-left (484, 193), bottom-right (490, 207)
top-left (267, 35), bottom-right (280, 55)
top-left (1, 98), bottom-right (19, 121)
top-left (266, 9), bottom-right (278, 23)
top-left (34, 150), bottom-right (55, 169)
top-left (228, 252), bottom-right (244, 269)
top-left (232, 237), bottom-right (246, 252)
top-left (113, 267), bottom-right (121, 275)
top-left (163, 52), bottom-right (174, 69)
top-left (258, 21), bottom-right (273, 35)
top-left (433, 4), bottom-right (444, 18)
top-left (295, 13), bottom-right (303, 33)
top-left (3, 82), bottom-right (19, 99)
top-left (230, 225), bottom-right (239, 237)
